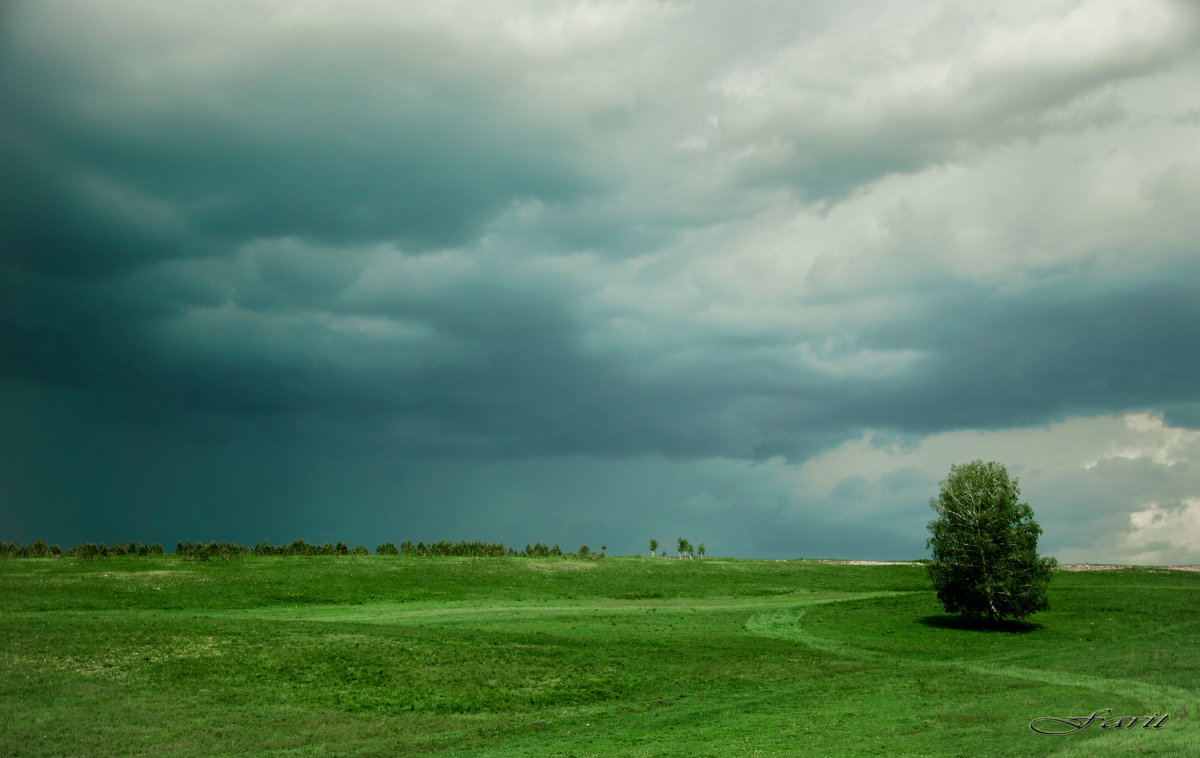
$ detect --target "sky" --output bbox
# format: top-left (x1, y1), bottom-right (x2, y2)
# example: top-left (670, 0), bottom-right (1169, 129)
top-left (2, 0), bottom-right (1199, 562)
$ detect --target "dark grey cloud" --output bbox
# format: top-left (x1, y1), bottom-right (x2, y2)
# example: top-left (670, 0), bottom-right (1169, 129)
top-left (0, 4), bottom-right (603, 281)
top-left (848, 278), bottom-right (1200, 433)
top-left (3, 1), bottom-right (1200, 559)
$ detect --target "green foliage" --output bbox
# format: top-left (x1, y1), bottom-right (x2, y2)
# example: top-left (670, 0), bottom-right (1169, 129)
top-left (676, 537), bottom-right (691, 558)
top-left (649, 538), bottom-right (658, 555)
top-left (0, 539), bottom-right (61, 558)
top-left (407, 539), bottom-right (524, 557)
top-left (926, 460), bottom-right (1057, 623)
top-left (71, 542), bottom-right (109, 560)
top-left (176, 541), bottom-right (246, 560)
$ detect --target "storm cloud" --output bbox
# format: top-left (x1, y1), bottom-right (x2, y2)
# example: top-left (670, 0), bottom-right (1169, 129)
top-left (3, 0), bottom-right (1199, 561)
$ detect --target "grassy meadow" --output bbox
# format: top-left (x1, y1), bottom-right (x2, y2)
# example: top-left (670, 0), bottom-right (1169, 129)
top-left (1, 555), bottom-right (1197, 756)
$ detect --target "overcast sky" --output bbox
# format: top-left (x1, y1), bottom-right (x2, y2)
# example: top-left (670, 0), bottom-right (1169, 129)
top-left (3, 0), bottom-right (1199, 562)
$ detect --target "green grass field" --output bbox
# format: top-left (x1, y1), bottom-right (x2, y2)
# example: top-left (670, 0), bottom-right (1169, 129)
top-left (2, 555), bottom-right (1197, 756)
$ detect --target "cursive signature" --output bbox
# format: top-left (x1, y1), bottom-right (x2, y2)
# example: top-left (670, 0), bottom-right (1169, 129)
top-left (1030, 709), bottom-right (1170, 735)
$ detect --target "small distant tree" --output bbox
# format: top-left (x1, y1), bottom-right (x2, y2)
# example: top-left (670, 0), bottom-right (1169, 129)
top-left (649, 538), bottom-right (658, 557)
top-left (697, 542), bottom-right (706, 558)
top-left (578, 544), bottom-right (591, 558)
top-left (926, 460), bottom-right (1057, 624)
top-left (677, 537), bottom-right (690, 559)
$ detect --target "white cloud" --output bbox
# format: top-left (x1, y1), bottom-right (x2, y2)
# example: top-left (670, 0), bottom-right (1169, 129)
top-left (1116, 499), bottom-right (1200, 565)
top-left (1085, 412), bottom-right (1200, 468)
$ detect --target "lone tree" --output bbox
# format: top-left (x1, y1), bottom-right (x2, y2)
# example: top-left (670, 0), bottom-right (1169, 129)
top-left (649, 538), bottom-right (658, 557)
top-left (926, 460), bottom-right (1056, 624)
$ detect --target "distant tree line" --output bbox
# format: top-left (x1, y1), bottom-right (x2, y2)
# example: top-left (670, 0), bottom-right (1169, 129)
top-left (393, 539), bottom-right (511, 557)
top-left (388, 540), bottom-right (605, 559)
top-left (1, 539), bottom-right (165, 559)
top-left (177, 540), bottom-right (372, 559)
top-left (644, 537), bottom-right (706, 558)
top-left (3, 538), bottom-right (606, 560)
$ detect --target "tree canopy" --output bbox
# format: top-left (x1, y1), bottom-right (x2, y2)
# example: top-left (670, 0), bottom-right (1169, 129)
top-left (926, 460), bottom-right (1056, 623)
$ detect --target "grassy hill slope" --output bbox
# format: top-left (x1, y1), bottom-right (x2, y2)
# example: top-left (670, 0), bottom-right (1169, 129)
top-left (2, 556), bottom-right (1196, 756)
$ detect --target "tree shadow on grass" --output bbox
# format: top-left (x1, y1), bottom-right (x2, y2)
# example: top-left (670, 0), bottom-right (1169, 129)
top-left (918, 615), bottom-right (1043, 634)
